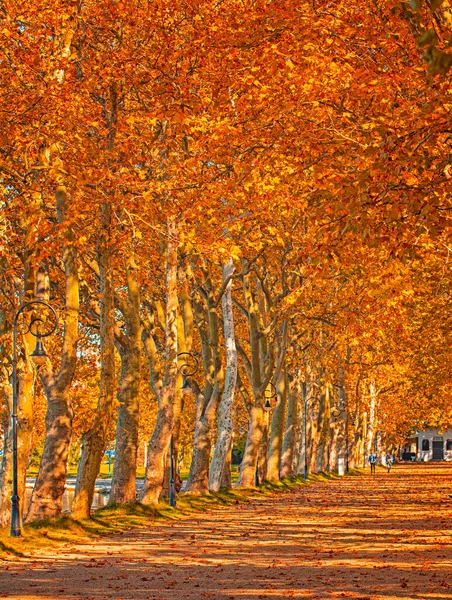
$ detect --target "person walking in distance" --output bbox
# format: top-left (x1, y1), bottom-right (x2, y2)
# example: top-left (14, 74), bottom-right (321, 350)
top-left (368, 453), bottom-right (377, 474)
top-left (386, 453), bottom-right (394, 473)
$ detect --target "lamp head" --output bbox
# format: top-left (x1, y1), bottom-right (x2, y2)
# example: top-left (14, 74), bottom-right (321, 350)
top-left (31, 337), bottom-right (48, 366)
top-left (181, 376), bottom-right (192, 392)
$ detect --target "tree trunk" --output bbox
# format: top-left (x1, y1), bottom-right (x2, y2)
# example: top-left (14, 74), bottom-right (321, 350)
top-left (159, 310), bottom-right (185, 500)
top-left (237, 269), bottom-right (275, 487)
top-left (26, 185), bottom-right (79, 522)
top-left (140, 219), bottom-right (178, 505)
top-left (220, 439), bottom-right (232, 489)
top-left (0, 223), bottom-right (38, 526)
top-left (186, 262), bottom-right (224, 494)
top-left (238, 404), bottom-right (265, 486)
top-left (366, 383), bottom-right (377, 458)
top-left (186, 401), bottom-right (216, 493)
top-left (291, 386), bottom-right (303, 474)
top-left (266, 367), bottom-right (287, 481)
top-left (329, 418), bottom-right (340, 472)
top-left (26, 391), bottom-right (73, 521)
top-left (109, 255), bottom-right (141, 505)
top-left (309, 373), bottom-right (323, 473)
top-left (257, 413), bottom-right (269, 483)
top-left (309, 411), bottom-right (320, 473)
top-left (71, 201), bottom-right (115, 520)
top-left (281, 371), bottom-right (301, 478)
top-left (0, 368), bottom-right (34, 526)
top-left (315, 385), bottom-right (328, 472)
top-left (209, 260), bottom-right (237, 492)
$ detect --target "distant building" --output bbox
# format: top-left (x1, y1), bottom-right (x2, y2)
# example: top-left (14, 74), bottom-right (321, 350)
top-left (402, 428), bottom-right (452, 462)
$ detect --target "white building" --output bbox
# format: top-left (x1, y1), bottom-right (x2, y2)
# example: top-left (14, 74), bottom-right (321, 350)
top-left (402, 428), bottom-right (452, 462)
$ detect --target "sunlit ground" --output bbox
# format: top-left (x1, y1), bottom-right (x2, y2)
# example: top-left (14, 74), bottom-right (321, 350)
top-left (1, 463), bottom-right (451, 599)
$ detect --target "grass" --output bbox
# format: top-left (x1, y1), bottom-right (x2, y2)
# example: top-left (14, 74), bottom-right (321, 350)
top-left (1, 468), bottom-right (363, 560)
top-left (26, 465), bottom-right (241, 482)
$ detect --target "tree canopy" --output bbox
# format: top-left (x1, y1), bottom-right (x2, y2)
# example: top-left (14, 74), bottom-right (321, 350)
top-left (1, 0), bottom-right (451, 526)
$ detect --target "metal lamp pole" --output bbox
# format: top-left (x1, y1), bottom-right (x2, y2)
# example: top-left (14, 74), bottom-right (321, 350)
top-left (169, 435), bottom-right (176, 508)
top-left (173, 352), bottom-right (199, 507)
top-left (10, 300), bottom-right (58, 537)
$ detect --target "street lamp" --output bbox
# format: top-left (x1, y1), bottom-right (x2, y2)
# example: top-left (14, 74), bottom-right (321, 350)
top-left (178, 352), bottom-right (199, 391)
top-left (10, 300), bottom-right (58, 537)
top-left (255, 383), bottom-right (277, 486)
top-left (172, 351), bottom-right (199, 507)
top-left (263, 382), bottom-right (277, 412)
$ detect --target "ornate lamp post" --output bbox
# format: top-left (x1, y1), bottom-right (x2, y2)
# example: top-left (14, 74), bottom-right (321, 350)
top-left (255, 383), bottom-right (277, 486)
top-left (171, 352), bottom-right (199, 507)
top-left (10, 300), bottom-right (58, 537)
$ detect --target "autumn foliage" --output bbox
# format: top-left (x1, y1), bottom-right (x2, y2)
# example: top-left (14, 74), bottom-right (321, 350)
top-left (0, 0), bottom-right (451, 525)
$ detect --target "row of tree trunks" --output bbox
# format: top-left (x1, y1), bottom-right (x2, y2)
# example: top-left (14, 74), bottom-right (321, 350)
top-left (0, 222), bottom-right (378, 524)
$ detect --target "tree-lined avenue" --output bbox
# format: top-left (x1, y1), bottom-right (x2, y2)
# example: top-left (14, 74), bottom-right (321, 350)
top-left (0, 464), bottom-right (451, 600)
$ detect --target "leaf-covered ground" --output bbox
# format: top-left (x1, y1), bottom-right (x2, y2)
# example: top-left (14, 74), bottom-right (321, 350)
top-left (0, 463), bottom-right (451, 599)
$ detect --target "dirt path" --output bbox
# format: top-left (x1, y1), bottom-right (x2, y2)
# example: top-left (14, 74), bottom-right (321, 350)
top-left (1, 463), bottom-right (451, 600)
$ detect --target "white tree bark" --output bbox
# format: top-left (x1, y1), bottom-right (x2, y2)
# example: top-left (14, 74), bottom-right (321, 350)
top-left (209, 260), bottom-right (237, 492)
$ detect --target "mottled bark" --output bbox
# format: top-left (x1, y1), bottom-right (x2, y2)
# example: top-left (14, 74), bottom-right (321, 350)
top-left (219, 439), bottom-right (232, 489)
top-left (186, 399), bottom-right (216, 493)
top-left (366, 383), bottom-right (377, 458)
top-left (109, 256), bottom-right (141, 505)
top-left (209, 260), bottom-right (237, 492)
top-left (239, 404), bottom-right (266, 486)
top-left (281, 371), bottom-right (302, 478)
top-left (309, 408), bottom-right (320, 473)
top-left (315, 384), bottom-right (329, 472)
top-left (329, 410), bottom-right (340, 472)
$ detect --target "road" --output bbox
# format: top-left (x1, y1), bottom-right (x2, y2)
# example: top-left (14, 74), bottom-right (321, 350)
top-left (3, 463), bottom-right (452, 600)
